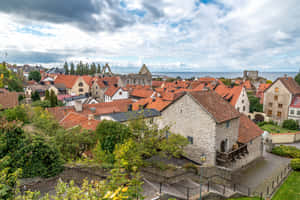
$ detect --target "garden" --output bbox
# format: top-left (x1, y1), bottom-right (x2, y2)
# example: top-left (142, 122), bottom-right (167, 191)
top-left (258, 120), bottom-right (299, 134)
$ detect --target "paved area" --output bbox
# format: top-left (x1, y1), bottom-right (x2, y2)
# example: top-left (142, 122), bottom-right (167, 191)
top-left (232, 149), bottom-right (290, 190)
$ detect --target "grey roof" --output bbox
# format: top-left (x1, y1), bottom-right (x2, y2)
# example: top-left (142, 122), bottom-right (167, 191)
top-left (105, 109), bottom-right (160, 122)
top-left (64, 94), bottom-right (87, 102)
top-left (46, 67), bottom-right (65, 74)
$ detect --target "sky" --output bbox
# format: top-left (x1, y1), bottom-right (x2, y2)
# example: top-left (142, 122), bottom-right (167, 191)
top-left (0, 0), bottom-right (300, 72)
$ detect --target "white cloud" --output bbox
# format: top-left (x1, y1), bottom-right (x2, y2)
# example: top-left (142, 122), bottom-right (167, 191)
top-left (0, 0), bottom-right (300, 71)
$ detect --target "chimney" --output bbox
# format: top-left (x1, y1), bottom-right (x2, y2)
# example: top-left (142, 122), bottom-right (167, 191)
top-left (74, 100), bottom-right (83, 112)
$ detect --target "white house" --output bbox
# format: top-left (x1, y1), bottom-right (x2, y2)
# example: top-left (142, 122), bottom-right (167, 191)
top-left (104, 86), bottom-right (129, 102)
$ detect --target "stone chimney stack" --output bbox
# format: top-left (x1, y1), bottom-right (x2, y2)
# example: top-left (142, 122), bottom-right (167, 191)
top-left (74, 100), bottom-right (83, 112)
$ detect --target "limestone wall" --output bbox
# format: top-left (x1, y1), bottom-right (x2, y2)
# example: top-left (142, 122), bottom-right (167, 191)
top-left (271, 132), bottom-right (300, 144)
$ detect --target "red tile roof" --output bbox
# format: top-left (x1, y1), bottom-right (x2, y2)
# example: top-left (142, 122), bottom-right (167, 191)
top-left (147, 98), bottom-right (172, 112)
top-left (54, 75), bottom-right (78, 89)
top-left (130, 88), bottom-right (154, 98)
top-left (243, 80), bottom-right (252, 90)
top-left (290, 95), bottom-right (300, 108)
top-left (152, 81), bottom-right (164, 88)
top-left (189, 91), bottom-right (240, 123)
top-left (105, 86), bottom-right (120, 97)
top-left (60, 112), bottom-right (99, 130)
top-left (278, 77), bottom-right (300, 95)
top-left (238, 114), bottom-right (263, 143)
top-left (0, 91), bottom-right (19, 109)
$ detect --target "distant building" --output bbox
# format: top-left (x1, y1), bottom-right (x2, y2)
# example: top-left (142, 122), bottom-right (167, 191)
top-left (263, 76), bottom-right (300, 124)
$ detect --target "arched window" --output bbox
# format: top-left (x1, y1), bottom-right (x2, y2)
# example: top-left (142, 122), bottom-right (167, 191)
top-left (275, 87), bottom-right (279, 92)
top-left (220, 139), bottom-right (228, 152)
top-left (79, 88), bottom-right (84, 92)
top-left (78, 82), bottom-right (83, 87)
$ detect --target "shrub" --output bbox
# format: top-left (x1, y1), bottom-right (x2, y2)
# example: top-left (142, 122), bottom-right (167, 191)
top-left (282, 119), bottom-right (299, 130)
top-left (291, 159), bottom-right (300, 170)
top-left (272, 145), bottom-right (300, 158)
top-left (183, 163), bottom-right (198, 174)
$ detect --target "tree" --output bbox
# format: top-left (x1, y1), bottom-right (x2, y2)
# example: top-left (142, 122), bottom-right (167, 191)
top-left (96, 120), bottom-right (132, 153)
top-left (49, 90), bottom-right (58, 107)
top-left (0, 63), bottom-right (23, 92)
top-left (97, 64), bottom-right (101, 73)
top-left (63, 61), bottom-right (69, 75)
top-left (90, 63), bottom-right (97, 75)
top-left (31, 91), bottom-right (40, 102)
top-left (248, 93), bottom-right (263, 113)
top-left (45, 90), bottom-right (50, 101)
top-left (2, 105), bottom-right (29, 123)
top-left (282, 119), bottom-right (299, 130)
top-left (70, 62), bottom-right (75, 75)
top-left (295, 73), bottom-right (300, 86)
top-left (28, 71), bottom-right (41, 82)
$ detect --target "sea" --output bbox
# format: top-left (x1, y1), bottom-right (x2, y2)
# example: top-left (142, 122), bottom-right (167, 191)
top-left (151, 72), bottom-right (298, 82)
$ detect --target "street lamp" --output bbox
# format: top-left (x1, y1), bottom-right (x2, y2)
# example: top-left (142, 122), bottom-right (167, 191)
top-left (199, 153), bottom-right (206, 200)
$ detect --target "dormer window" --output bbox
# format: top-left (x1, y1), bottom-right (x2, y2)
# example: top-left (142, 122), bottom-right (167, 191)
top-left (275, 87), bottom-right (279, 93)
top-left (78, 82), bottom-right (83, 87)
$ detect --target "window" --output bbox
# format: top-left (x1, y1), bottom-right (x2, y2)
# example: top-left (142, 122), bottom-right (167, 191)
top-left (237, 107), bottom-right (240, 112)
top-left (243, 106), bottom-right (246, 111)
top-left (267, 110), bottom-right (272, 116)
top-left (275, 87), bottom-right (279, 93)
top-left (297, 110), bottom-right (300, 116)
top-left (277, 112), bottom-right (281, 117)
top-left (274, 95), bottom-right (278, 101)
top-left (242, 100), bottom-right (244, 104)
top-left (290, 110), bottom-right (295, 115)
top-left (269, 102), bottom-right (273, 107)
top-left (278, 104), bottom-right (283, 108)
top-left (79, 88), bottom-right (84, 92)
top-left (96, 92), bottom-right (98, 95)
top-left (78, 82), bottom-right (83, 87)
top-left (226, 121), bottom-right (230, 128)
top-left (96, 86), bottom-right (98, 89)
top-left (119, 91), bottom-right (122, 95)
top-left (187, 136), bottom-right (193, 144)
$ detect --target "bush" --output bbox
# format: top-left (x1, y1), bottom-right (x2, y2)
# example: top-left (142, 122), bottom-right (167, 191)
top-left (272, 145), bottom-right (300, 158)
top-left (282, 119), bottom-right (299, 130)
top-left (291, 159), bottom-right (300, 171)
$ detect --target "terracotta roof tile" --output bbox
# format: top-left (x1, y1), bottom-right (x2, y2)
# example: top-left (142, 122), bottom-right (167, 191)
top-left (130, 88), bottom-right (154, 98)
top-left (105, 86), bottom-right (120, 97)
top-left (60, 112), bottom-right (99, 130)
top-left (0, 91), bottom-right (19, 109)
top-left (238, 114), bottom-right (263, 143)
top-left (189, 91), bottom-right (240, 123)
top-left (279, 77), bottom-right (300, 95)
top-left (54, 75), bottom-right (78, 89)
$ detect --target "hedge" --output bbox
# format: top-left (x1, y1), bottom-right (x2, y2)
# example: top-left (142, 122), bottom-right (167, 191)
top-left (291, 159), bottom-right (300, 171)
top-left (272, 145), bottom-right (300, 158)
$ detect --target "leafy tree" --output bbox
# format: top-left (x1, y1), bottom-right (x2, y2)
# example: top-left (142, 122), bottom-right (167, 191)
top-left (90, 62), bottom-right (97, 75)
top-left (96, 120), bottom-right (132, 153)
top-left (49, 90), bottom-right (57, 107)
top-left (248, 93), bottom-right (263, 113)
top-left (28, 71), bottom-right (41, 82)
top-left (266, 80), bottom-right (272, 84)
top-left (282, 119), bottom-right (299, 130)
top-left (14, 136), bottom-right (64, 178)
top-left (18, 94), bottom-right (25, 103)
top-left (45, 90), bottom-right (50, 101)
top-left (2, 105), bottom-right (29, 123)
top-left (97, 64), bottom-right (101, 73)
top-left (159, 134), bottom-right (189, 158)
top-left (70, 62), bottom-right (75, 75)
top-left (295, 72), bottom-right (300, 86)
top-left (63, 61), bottom-right (69, 75)
top-left (55, 127), bottom-right (97, 161)
top-left (31, 91), bottom-right (40, 102)
top-left (31, 100), bottom-right (51, 108)
top-left (0, 63), bottom-right (23, 92)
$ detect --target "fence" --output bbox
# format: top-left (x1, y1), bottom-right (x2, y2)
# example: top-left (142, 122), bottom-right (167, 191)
top-left (252, 163), bottom-right (292, 199)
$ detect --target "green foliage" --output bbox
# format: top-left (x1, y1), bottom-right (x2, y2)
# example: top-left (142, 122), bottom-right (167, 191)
top-left (70, 62), bottom-right (75, 75)
top-left (55, 127), bottom-right (97, 161)
top-left (295, 72), bottom-right (300, 86)
top-left (183, 163), bottom-right (198, 174)
top-left (282, 119), bottom-right (299, 130)
top-left (96, 120), bottom-right (132, 153)
top-left (92, 143), bottom-right (115, 167)
top-left (272, 145), bottom-right (300, 158)
top-left (0, 63), bottom-right (23, 92)
top-left (97, 64), bottom-right (101, 73)
top-left (291, 158), bottom-right (300, 170)
top-left (248, 93), bottom-right (263, 113)
top-left (31, 100), bottom-right (51, 108)
top-left (266, 80), bottom-right (272, 84)
top-left (63, 61), bottom-right (69, 75)
top-left (114, 138), bottom-right (143, 171)
top-left (14, 136), bottom-right (64, 178)
top-left (159, 134), bottom-right (189, 158)
top-left (31, 91), bottom-right (40, 102)
top-left (272, 171), bottom-right (300, 200)
top-left (28, 71), bottom-right (41, 82)
top-left (220, 77), bottom-right (232, 86)
top-left (18, 94), bottom-right (25, 103)
top-left (1, 105), bottom-right (29, 123)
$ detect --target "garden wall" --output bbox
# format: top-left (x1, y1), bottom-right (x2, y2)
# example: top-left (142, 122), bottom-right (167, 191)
top-left (271, 132), bottom-right (300, 144)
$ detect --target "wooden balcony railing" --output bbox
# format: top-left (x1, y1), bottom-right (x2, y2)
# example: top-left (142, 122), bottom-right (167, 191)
top-left (216, 143), bottom-right (248, 165)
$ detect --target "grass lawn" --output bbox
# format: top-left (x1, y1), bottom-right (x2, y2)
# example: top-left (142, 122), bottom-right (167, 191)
top-left (272, 171), bottom-right (300, 200)
top-left (259, 124), bottom-right (298, 134)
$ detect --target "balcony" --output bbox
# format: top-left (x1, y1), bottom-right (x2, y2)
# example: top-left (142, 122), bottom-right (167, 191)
top-left (216, 143), bottom-right (248, 166)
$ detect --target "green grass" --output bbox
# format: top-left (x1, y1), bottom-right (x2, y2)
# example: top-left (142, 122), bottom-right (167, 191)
top-left (259, 124), bottom-right (298, 134)
top-left (272, 171), bottom-right (300, 200)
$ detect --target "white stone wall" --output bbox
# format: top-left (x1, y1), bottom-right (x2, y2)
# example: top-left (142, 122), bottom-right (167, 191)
top-left (154, 94), bottom-right (217, 166)
top-left (215, 118), bottom-right (240, 152)
top-left (230, 136), bottom-right (263, 170)
top-left (288, 106), bottom-right (300, 125)
top-left (235, 87), bottom-right (250, 114)
top-left (111, 88), bottom-right (129, 101)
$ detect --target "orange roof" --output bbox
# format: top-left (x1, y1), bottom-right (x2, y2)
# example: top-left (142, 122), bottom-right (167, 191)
top-left (130, 88), bottom-right (154, 98)
top-left (214, 85), bottom-right (243, 107)
top-left (147, 98), bottom-right (172, 112)
top-left (238, 114), bottom-right (263, 143)
top-left (258, 83), bottom-right (271, 92)
top-left (82, 76), bottom-right (93, 86)
top-left (227, 85), bottom-right (243, 106)
top-left (105, 86), bottom-right (120, 97)
top-left (54, 75), bottom-right (78, 89)
top-left (152, 81), bottom-right (164, 88)
top-left (132, 98), bottom-right (152, 110)
top-left (60, 112), bottom-right (99, 130)
top-left (243, 80), bottom-right (252, 89)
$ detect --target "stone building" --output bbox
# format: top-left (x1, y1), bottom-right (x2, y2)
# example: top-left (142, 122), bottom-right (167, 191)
top-left (155, 90), bottom-right (263, 169)
top-left (263, 76), bottom-right (300, 124)
top-left (54, 75), bottom-right (93, 96)
top-left (118, 64), bottom-right (152, 87)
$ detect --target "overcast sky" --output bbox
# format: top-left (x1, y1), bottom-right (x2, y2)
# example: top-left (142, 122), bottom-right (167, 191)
top-left (0, 0), bottom-right (300, 72)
